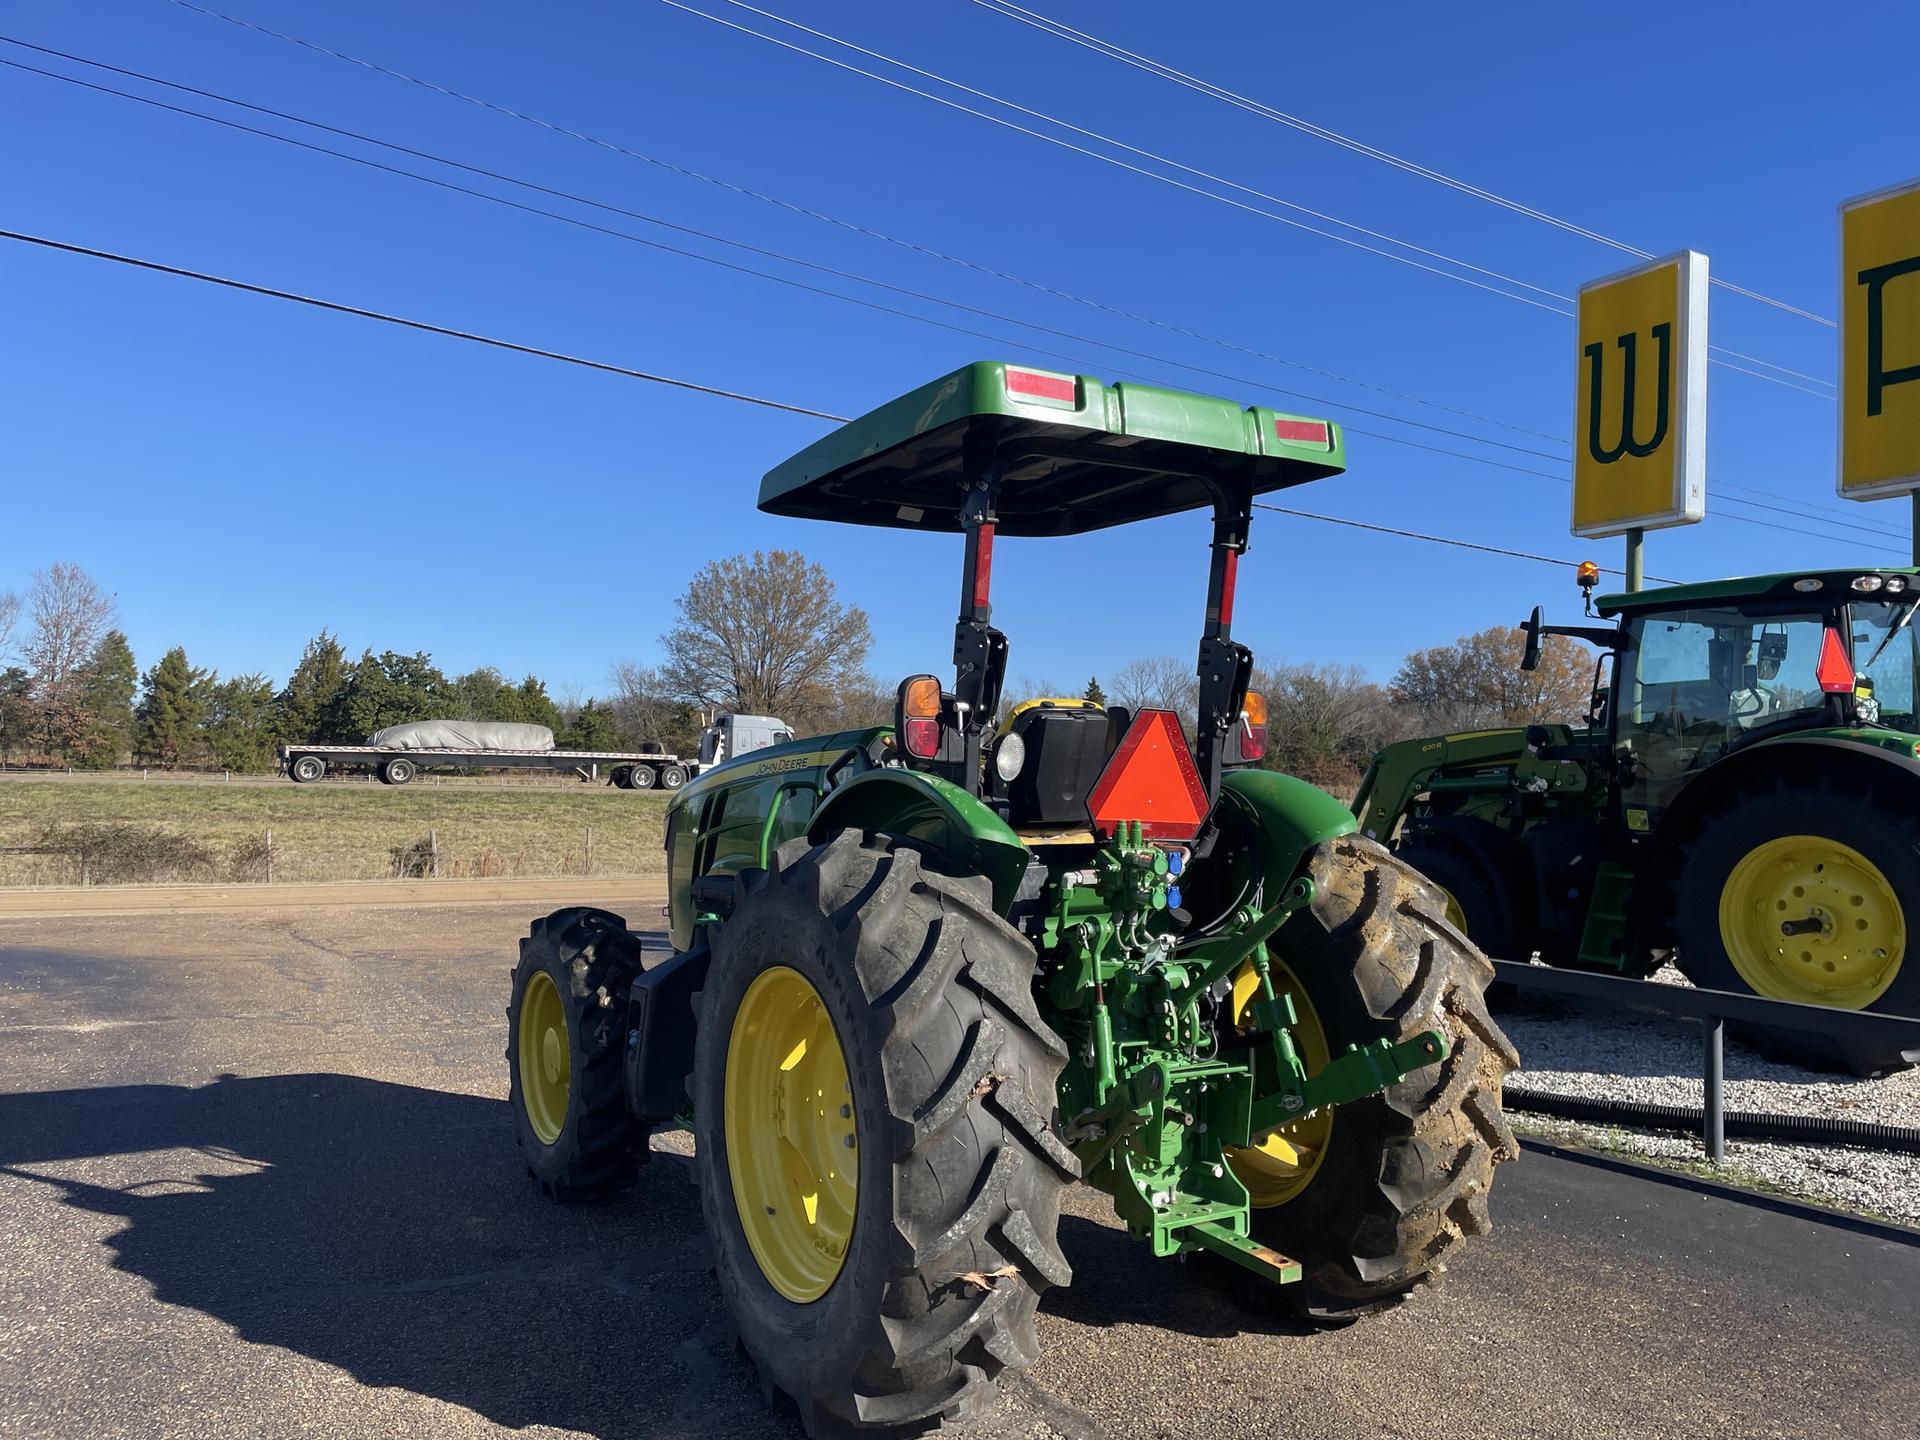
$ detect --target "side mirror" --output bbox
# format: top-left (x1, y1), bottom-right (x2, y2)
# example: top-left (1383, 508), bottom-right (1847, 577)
top-left (1521, 606), bottom-right (1543, 672)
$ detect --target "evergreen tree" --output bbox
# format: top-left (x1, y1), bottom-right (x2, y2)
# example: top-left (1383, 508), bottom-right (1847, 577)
top-left (276, 631), bottom-right (348, 743)
top-left (136, 647), bottom-right (211, 768)
top-left (512, 675), bottom-right (562, 731)
top-left (559, 699), bottom-right (619, 751)
top-left (205, 673), bottom-right (279, 772)
top-left (74, 630), bottom-right (138, 770)
top-left (1083, 675), bottom-right (1107, 707)
top-left (321, 649), bottom-right (455, 739)
top-left (0, 667), bottom-right (33, 766)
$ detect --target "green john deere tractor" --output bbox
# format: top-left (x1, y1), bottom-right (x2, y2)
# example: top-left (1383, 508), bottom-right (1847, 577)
top-left (1355, 562), bottom-right (1920, 1073)
top-left (507, 362), bottom-right (1518, 1435)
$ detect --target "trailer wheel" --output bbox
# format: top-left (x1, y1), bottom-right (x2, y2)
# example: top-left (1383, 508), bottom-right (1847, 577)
top-left (692, 831), bottom-right (1074, 1435)
top-left (628, 763), bottom-right (656, 790)
top-left (289, 755), bottom-right (326, 784)
top-left (381, 758), bottom-right (416, 786)
top-left (658, 764), bottom-right (685, 790)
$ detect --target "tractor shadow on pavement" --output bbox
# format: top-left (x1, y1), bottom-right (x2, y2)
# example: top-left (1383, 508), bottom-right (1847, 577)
top-left (0, 1073), bottom-right (780, 1440)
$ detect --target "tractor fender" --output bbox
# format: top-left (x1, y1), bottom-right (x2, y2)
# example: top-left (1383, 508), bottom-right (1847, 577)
top-left (1632, 734), bottom-right (1920, 950)
top-left (807, 768), bottom-right (1031, 914)
top-left (1220, 768), bottom-right (1359, 892)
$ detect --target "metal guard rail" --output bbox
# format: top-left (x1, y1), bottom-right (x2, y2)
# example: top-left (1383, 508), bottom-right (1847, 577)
top-left (1489, 959), bottom-right (1920, 1162)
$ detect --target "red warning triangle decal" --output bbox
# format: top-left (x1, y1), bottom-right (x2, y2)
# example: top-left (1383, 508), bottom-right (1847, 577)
top-left (1087, 709), bottom-right (1211, 842)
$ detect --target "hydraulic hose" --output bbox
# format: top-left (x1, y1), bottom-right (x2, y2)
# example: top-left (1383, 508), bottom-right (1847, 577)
top-left (1503, 1085), bottom-right (1920, 1156)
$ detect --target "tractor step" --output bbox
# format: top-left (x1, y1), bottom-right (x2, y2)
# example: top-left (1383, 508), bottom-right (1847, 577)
top-left (1184, 1220), bottom-right (1302, 1286)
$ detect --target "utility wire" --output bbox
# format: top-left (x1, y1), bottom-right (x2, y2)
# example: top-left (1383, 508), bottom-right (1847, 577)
top-left (139, 7), bottom-right (1563, 444)
top-left (12, 43), bottom-right (1895, 550)
top-left (0, 225), bottom-right (1677, 578)
top-left (971, 0), bottom-right (1836, 332)
top-left (1250, 503), bottom-right (1680, 583)
top-left (664, 0), bottom-right (1833, 397)
top-left (141, 10), bottom-right (1872, 526)
top-left (0, 43), bottom-right (1577, 465)
top-left (2, 228), bottom-right (1899, 576)
top-left (0, 228), bottom-right (845, 419)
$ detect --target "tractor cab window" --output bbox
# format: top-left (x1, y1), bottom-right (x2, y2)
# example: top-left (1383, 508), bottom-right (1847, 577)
top-left (1853, 597), bottom-right (1920, 732)
top-left (1618, 607), bottom-right (1828, 800)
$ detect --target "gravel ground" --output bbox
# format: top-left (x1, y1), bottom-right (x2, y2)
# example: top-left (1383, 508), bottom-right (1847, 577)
top-left (1499, 971), bottom-right (1920, 1222)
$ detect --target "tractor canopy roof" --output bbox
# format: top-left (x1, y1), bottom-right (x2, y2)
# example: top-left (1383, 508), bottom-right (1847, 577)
top-left (758, 361), bottom-right (1345, 537)
top-left (1598, 567), bottom-right (1920, 617)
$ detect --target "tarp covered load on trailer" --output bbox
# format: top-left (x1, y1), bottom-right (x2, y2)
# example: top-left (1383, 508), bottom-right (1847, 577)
top-left (365, 721), bottom-right (556, 751)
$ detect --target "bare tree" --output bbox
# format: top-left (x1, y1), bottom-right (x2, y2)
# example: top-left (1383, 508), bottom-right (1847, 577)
top-left (24, 563), bottom-right (115, 756)
top-left (1256, 661), bottom-right (1398, 794)
top-left (660, 551), bottom-right (872, 731)
top-left (1109, 654), bottom-right (1199, 717)
top-left (0, 588), bottom-right (20, 660)
top-left (608, 660), bottom-right (702, 756)
top-left (1390, 625), bottom-right (1592, 729)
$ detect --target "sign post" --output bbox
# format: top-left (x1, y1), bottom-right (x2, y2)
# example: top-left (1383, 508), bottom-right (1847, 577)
top-left (1573, 250), bottom-right (1709, 589)
top-left (1839, 178), bottom-right (1920, 562)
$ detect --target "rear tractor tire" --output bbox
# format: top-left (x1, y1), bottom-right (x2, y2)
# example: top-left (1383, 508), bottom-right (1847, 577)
top-left (1674, 777), bottom-right (1920, 1075)
top-left (507, 906), bottom-right (648, 1198)
top-left (1229, 834), bottom-right (1520, 1321)
top-left (692, 830), bottom-right (1076, 1437)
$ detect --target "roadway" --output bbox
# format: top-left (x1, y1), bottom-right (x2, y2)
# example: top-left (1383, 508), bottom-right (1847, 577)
top-left (1, 897), bottom-right (1913, 1439)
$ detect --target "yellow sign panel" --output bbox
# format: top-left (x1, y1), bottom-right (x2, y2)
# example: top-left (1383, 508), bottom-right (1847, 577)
top-left (1572, 251), bottom-right (1708, 539)
top-left (1840, 178), bottom-right (1920, 499)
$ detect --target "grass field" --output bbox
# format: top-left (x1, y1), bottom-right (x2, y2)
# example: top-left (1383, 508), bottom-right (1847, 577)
top-left (0, 777), bottom-right (670, 886)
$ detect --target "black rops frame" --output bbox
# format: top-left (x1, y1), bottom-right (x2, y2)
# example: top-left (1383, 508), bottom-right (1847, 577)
top-left (936, 419), bottom-right (1260, 803)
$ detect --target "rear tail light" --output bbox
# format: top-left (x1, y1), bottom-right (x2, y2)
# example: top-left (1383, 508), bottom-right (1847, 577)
top-left (1235, 690), bottom-right (1268, 763)
top-left (897, 674), bottom-right (945, 760)
top-left (1816, 628), bottom-right (1855, 694)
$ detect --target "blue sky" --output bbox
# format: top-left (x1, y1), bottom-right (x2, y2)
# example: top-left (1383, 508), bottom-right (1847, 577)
top-left (2, 0), bottom-right (1915, 701)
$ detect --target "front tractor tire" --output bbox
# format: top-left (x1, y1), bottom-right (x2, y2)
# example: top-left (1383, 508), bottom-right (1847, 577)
top-left (692, 830), bottom-right (1076, 1437)
top-left (1674, 777), bottom-right (1920, 1074)
top-left (1234, 835), bottom-right (1520, 1320)
top-left (507, 907), bottom-right (647, 1198)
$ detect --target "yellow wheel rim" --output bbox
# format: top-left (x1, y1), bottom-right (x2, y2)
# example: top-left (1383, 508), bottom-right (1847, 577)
top-left (1719, 835), bottom-right (1905, 1008)
top-left (518, 970), bottom-right (571, 1146)
top-left (1224, 953), bottom-right (1334, 1208)
top-left (724, 966), bottom-right (858, 1303)
top-left (1434, 883), bottom-right (1468, 935)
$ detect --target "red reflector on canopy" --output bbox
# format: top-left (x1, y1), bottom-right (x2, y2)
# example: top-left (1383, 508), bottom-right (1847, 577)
top-left (1273, 418), bottom-right (1330, 445)
top-left (1087, 709), bottom-right (1210, 842)
top-left (1816, 627), bottom-right (1855, 694)
top-left (1007, 368), bottom-right (1076, 403)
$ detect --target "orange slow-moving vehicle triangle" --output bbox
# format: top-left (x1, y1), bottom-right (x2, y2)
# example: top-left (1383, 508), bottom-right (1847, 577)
top-left (1087, 709), bottom-right (1211, 842)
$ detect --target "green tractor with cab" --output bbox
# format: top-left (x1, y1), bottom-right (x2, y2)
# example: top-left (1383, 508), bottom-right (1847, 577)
top-left (507, 362), bottom-right (1517, 1436)
top-left (1355, 562), bottom-right (1920, 1073)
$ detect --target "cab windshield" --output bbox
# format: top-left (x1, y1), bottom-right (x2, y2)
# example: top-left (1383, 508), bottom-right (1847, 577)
top-left (1852, 597), bottom-right (1920, 733)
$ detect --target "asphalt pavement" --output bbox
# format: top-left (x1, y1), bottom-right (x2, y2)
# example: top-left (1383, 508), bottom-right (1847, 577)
top-left (2, 898), bottom-right (1915, 1440)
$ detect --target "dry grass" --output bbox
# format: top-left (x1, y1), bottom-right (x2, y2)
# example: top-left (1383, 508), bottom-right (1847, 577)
top-left (0, 777), bottom-right (669, 887)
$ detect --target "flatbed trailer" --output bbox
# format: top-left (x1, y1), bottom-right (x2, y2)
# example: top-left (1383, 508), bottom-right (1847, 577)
top-left (278, 743), bottom-right (694, 790)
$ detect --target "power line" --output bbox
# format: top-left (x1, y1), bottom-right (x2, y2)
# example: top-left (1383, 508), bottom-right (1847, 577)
top-left (0, 224), bottom-right (1689, 580)
top-left (1250, 503), bottom-right (1679, 583)
top-left (143, 9), bottom-right (1873, 528)
top-left (12, 50), bottom-right (1898, 553)
top-left (137, 8), bottom-right (1563, 444)
top-left (661, 0), bottom-right (1833, 398)
top-left (970, 0), bottom-right (1837, 331)
top-left (0, 228), bottom-right (846, 418)
top-left (0, 43), bottom-right (1578, 465)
